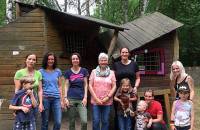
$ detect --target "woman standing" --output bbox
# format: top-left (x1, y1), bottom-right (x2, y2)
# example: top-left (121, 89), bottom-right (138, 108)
top-left (89, 52), bottom-right (116, 130)
top-left (64, 52), bottom-right (88, 130)
top-left (112, 47), bottom-right (140, 130)
top-left (14, 53), bottom-right (44, 129)
top-left (40, 52), bottom-right (63, 130)
top-left (112, 47), bottom-right (140, 93)
top-left (170, 60), bottom-right (195, 101)
top-left (14, 53), bottom-right (43, 112)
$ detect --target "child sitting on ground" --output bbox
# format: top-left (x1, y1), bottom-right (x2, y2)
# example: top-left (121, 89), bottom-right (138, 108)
top-left (9, 76), bottom-right (37, 130)
top-left (114, 78), bottom-right (137, 130)
top-left (131, 100), bottom-right (152, 130)
top-left (170, 86), bottom-right (194, 130)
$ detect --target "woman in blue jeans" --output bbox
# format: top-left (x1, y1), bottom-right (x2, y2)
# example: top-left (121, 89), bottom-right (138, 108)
top-left (64, 52), bottom-right (89, 130)
top-left (89, 53), bottom-right (116, 130)
top-left (40, 52), bottom-right (63, 130)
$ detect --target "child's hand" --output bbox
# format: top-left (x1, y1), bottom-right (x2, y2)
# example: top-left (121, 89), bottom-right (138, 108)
top-left (26, 89), bottom-right (33, 96)
top-left (130, 110), bottom-right (135, 117)
top-left (21, 106), bottom-right (30, 113)
top-left (64, 98), bottom-right (70, 108)
top-left (147, 118), bottom-right (152, 128)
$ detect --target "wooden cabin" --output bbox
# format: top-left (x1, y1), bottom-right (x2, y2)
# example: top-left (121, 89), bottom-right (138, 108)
top-left (101, 12), bottom-right (183, 123)
top-left (0, 1), bottom-right (125, 126)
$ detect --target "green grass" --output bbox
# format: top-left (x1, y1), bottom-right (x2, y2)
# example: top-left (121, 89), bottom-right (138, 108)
top-left (194, 87), bottom-right (200, 130)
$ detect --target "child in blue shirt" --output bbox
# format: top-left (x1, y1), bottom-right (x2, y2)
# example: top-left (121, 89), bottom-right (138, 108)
top-left (9, 76), bottom-right (37, 130)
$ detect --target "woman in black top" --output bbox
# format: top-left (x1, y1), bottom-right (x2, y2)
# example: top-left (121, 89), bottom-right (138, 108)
top-left (113, 47), bottom-right (140, 130)
top-left (113, 47), bottom-right (140, 93)
top-left (170, 60), bottom-right (194, 100)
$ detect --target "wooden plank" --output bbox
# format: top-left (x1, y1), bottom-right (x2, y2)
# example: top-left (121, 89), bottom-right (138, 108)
top-left (0, 44), bottom-right (45, 51)
top-left (9, 23), bottom-right (44, 28)
top-left (133, 19), bottom-right (162, 39)
top-left (0, 70), bottom-right (16, 77)
top-left (0, 40), bottom-right (46, 45)
top-left (0, 65), bottom-right (21, 70)
top-left (121, 30), bottom-right (142, 48)
top-left (15, 17), bottom-right (43, 23)
top-left (0, 36), bottom-right (44, 41)
top-left (0, 77), bottom-right (15, 85)
top-left (0, 32), bottom-right (44, 37)
top-left (0, 27), bottom-right (44, 32)
top-left (124, 23), bottom-right (149, 44)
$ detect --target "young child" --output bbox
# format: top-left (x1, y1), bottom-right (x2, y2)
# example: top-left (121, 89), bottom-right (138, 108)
top-left (114, 78), bottom-right (137, 130)
top-left (131, 100), bottom-right (152, 130)
top-left (170, 86), bottom-right (194, 130)
top-left (9, 76), bottom-right (37, 130)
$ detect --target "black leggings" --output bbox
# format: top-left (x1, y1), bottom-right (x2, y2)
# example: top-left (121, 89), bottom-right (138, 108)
top-left (148, 122), bottom-right (167, 130)
top-left (175, 125), bottom-right (190, 130)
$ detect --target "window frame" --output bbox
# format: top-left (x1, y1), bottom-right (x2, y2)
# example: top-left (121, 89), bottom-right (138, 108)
top-left (132, 48), bottom-right (165, 75)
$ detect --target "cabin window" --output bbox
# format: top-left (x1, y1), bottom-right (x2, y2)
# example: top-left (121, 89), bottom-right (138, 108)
top-left (132, 48), bottom-right (165, 75)
top-left (64, 32), bottom-right (87, 57)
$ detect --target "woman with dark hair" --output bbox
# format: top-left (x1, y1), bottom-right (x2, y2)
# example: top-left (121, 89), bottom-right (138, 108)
top-left (14, 53), bottom-right (43, 129)
top-left (112, 47), bottom-right (140, 130)
top-left (64, 52), bottom-right (89, 130)
top-left (40, 52), bottom-right (63, 130)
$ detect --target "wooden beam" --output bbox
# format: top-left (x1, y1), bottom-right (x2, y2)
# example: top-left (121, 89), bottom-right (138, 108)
top-left (108, 29), bottom-right (119, 59)
top-left (15, 2), bottom-right (21, 18)
top-left (173, 31), bottom-right (179, 60)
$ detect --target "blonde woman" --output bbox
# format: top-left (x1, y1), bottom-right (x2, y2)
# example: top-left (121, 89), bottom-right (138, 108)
top-left (170, 60), bottom-right (194, 101)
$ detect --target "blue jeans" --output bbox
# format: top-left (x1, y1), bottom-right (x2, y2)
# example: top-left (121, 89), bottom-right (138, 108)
top-left (41, 97), bottom-right (62, 130)
top-left (68, 99), bottom-right (87, 130)
top-left (117, 114), bottom-right (132, 130)
top-left (92, 105), bottom-right (111, 130)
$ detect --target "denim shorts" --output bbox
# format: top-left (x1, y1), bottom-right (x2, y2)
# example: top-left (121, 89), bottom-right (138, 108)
top-left (13, 121), bottom-right (36, 130)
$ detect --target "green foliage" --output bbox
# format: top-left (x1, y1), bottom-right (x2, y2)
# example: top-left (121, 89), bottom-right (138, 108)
top-left (93, 0), bottom-right (140, 24)
top-left (146, 0), bottom-right (200, 66)
top-left (0, 0), bottom-right (6, 26)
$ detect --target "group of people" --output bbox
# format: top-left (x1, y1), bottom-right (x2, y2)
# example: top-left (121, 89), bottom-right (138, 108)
top-left (9, 47), bottom-right (194, 130)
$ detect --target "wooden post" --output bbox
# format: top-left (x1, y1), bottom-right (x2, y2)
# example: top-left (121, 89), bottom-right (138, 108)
top-left (15, 2), bottom-right (21, 18)
top-left (108, 29), bottom-right (119, 59)
top-left (173, 31), bottom-right (179, 60)
top-left (164, 93), bottom-right (171, 124)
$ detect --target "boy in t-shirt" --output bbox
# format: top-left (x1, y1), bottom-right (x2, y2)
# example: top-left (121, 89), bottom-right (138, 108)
top-left (9, 76), bottom-right (37, 130)
top-left (131, 100), bottom-right (152, 130)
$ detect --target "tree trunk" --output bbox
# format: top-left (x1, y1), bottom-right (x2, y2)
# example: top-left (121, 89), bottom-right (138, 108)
top-left (54, 0), bottom-right (62, 11)
top-left (86, 0), bottom-right (90, 16)
top-left (77, 0), bottom-right (81, 15)
top-left (6, 0), bottom-right (13, 23)
top-left (96, 0), bottom-right (103, 19)
top-left (123, 0), bottom-right (128, 23)
top-left (64, 0), bottom-right (68, 12)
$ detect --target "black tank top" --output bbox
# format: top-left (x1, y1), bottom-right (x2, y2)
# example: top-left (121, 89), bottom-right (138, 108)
top-left (174, 76), bottom-right (190, 99)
